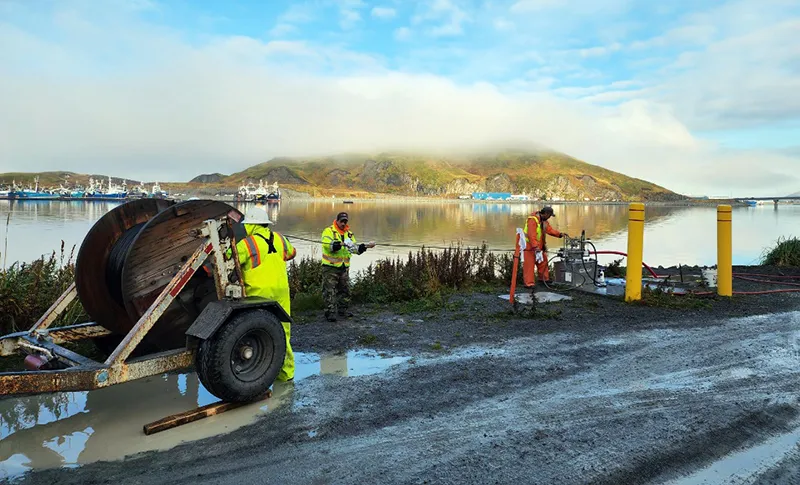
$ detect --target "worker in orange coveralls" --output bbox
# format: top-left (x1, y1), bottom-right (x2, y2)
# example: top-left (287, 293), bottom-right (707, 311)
top-left (522, 206), bottom-right (567, 292)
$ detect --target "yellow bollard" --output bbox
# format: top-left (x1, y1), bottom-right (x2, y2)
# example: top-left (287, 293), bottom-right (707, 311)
top-left (717, 205), bottom-right (733, 296)
top-left (625, 202), bottom-right (645, 302)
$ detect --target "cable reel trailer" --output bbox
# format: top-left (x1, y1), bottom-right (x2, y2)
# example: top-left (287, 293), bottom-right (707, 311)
top-left (0, 199), bottom-right (289, 404)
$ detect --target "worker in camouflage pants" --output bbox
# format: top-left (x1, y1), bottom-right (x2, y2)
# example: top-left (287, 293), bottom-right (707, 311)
top-left (322, 265), bottom-right (351, 319)
top-left (320, 212), bottom-right (375, 322)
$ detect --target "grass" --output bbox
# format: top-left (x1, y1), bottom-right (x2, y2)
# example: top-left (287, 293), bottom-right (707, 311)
top-left (633, 286), bottom-right (712, 310)
top-left (762, 237), bottom-right (800, 267)
top-left (0, 242), bottom-right (87, 337)
top-left (288, 244), bottom-right (513, 311)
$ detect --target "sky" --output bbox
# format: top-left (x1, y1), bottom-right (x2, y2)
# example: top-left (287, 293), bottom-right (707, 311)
top-left (0, 0), bottom-right (799, 196)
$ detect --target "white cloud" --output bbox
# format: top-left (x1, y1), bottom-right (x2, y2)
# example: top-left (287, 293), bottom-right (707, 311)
top-left (510, 0), bottom-right (559, 12)
top-left (577, 42), bottom-right (622, 58)
top-left (340, 9), bottom-right (362, 29)
top-left (1, 0), bottom-right (799, 196)
top-left (371, 6), bottom-right (396, 19)
top-left (650, 18), bottom-right (800, 131)
top-left (493, 18), bottom-right (514, 31)
top-left (268, 23), bottom-right (296, 37)
top-left (394, 27), bottom-right (412, 41)
top-left (413, 0), bottom-right (470, 37)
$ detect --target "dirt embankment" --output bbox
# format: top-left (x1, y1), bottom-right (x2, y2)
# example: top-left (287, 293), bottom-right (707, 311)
top-left (13, 267), bottom-right (800, 485)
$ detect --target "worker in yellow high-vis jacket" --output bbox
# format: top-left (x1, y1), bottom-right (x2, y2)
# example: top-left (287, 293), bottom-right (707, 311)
top-left (234, 206), bottom-right (297, 381)
top-left (320, 211), bottom-right (375, 322)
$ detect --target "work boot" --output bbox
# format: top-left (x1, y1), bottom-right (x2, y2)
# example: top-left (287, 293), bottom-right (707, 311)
top-left (324, 312), bottom-right (337, 322)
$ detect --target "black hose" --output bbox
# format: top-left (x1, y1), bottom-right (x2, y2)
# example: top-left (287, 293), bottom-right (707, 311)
top-left (106, 222), bottom-right (146, 305)
top-left (584, 240), bottom-right (603, 287)
top-left (576, 239), bottom-right (602, 287)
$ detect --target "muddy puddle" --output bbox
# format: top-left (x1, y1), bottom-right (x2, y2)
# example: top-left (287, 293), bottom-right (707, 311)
top-left (0, 349), bottom-right (408, 480)
top-left (667, 423), bottom-right (800, 485)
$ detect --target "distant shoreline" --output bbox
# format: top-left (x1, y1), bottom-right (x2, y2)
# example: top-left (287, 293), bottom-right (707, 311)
top-left (0, 194), bottom-right (766, 207)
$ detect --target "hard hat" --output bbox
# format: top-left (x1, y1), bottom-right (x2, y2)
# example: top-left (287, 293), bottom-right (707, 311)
top-left (244, 206), bottom-right (273, 225)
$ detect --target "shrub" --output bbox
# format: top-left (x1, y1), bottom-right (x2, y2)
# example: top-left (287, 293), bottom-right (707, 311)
top-left (0, 242), bottom-right (86, 336)
top-left (762, 237), bottom-right (800, 267)
top-left (288, 244), bottom-right (512, 307)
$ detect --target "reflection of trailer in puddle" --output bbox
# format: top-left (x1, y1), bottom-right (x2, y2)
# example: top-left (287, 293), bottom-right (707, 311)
top-left (0, 350), bottom-right (408, 478)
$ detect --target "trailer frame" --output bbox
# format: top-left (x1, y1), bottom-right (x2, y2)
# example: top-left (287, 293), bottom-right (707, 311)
top-left (0, 214), bottom-right (264, 397)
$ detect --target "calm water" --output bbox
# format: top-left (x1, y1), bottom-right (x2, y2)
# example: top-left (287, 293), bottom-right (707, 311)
top-left (1, 199), bottom-right (799, 271)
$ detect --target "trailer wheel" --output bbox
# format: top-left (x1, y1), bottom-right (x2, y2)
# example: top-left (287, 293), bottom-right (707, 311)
top-left (195, 309), bottom-right (286, 402)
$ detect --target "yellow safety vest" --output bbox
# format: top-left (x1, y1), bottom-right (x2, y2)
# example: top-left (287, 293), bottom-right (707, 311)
top-left (321, 223), bottom-right (358, 268)
top-left (522, 215), bottom-right (542, 246)
top-left (235, 224), bottom-right (297, 314)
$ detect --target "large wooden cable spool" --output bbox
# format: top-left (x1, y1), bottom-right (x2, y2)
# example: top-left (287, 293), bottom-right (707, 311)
top-left (75, 199), bottom-right (175, 337)
top-left (76, 200), bottom-right (243, 352)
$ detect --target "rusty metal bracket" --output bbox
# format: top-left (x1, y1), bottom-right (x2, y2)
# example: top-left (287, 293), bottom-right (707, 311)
top-left (203, 219), bottom-right (242, 301)
top-left (28, 282), bottom-right (78, 334)
top-left (0, 323), bottom-right (110, 358)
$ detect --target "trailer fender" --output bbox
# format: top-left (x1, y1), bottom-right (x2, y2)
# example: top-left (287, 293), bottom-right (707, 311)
top-left (185, 298), bottom-right (292, 345)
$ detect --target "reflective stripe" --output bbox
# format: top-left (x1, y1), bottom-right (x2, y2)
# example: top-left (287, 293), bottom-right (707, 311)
top-left (279, 233), bottom-right (289, 260)
top-left (244, 236), bottom-right (261, 269)
top-left (322, 254), bottom-right (349, 265)
top-left (523, 216), bottom-right (542, 243)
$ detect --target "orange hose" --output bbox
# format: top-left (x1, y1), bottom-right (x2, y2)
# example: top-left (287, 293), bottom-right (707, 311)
top-left (732, 272), bottom-right (800, 279)
top-left (733, 275), bottom-right (800, 287)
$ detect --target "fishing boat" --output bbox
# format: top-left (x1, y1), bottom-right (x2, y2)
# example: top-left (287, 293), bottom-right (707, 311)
top-left (150, 181), bottom-right (168, 199)
top-left (9, 177), bottom-right (58, 199)
top-left (85, 177), bottom-right (129, 200)
top-left (238, 179), bottom-right (275, 202)
top-left (264, 182), bottom-right (281, 204)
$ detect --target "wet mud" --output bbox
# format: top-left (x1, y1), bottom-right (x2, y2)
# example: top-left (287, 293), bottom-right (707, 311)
top-left (2, 274), bottom-right (800, 484)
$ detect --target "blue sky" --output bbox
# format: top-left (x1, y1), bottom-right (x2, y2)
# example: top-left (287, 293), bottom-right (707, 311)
top-left (0, 0), bottom-right (798, 195)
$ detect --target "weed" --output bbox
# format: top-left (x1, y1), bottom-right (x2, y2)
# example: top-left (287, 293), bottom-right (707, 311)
top-left (0, 242), bottom-right (86, 336)
top-left (762, 237), bottom-right (800, 267)
top-left (357, 333), bottom-right (378, 345)
top-left (605, 258), bottom-right (626, 278)
top-left (634, 286), bottom-right (712, 310)
top-left (288, 244), bottom-right (511, 310)
top-left (430, 341), bottom-right (443, 351)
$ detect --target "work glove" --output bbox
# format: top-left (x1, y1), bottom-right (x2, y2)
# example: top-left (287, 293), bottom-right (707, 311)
top-left (561, 233), bottom-right (569, 238)
top-left (331, 241), bottom-right (343, 252)
top-left (535, 250), bottom-right (544, 264)
top-left (357, 243), bottom-right (367, 254)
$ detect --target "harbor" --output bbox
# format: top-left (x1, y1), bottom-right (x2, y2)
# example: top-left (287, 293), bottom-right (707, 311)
top-left (0, 177), bottom-right (168, 202)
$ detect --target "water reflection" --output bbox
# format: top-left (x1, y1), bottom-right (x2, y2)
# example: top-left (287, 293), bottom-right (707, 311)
top-left (2, 199), bottom-right (799, 269)
top-left (0, 350), bottom-right (408, 479)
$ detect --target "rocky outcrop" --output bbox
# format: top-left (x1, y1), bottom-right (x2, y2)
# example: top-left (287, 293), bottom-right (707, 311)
top-left (189, 173), bottom-right (226, 184)
top-left (260, 166), bottom-right (309, 185)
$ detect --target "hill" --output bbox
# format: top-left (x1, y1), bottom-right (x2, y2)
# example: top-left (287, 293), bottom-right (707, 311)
top-left (226, 150), bottom-right (683, 201)
top-left (0, 171), bottom-right (140, 188)
top-left (0, 150), bottom-right (683, 201)
top-left (189, 173), bottom-right (226, 184)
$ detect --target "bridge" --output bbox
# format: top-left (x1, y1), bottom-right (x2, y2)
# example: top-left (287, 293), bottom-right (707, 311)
top-left (734, 196), bottom-right (800, 206)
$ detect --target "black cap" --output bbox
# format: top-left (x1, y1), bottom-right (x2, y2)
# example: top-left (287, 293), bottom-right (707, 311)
top-left (336, 212), bottom-right (349, 222)
top-left (540, 206), bottom-right (555, 217)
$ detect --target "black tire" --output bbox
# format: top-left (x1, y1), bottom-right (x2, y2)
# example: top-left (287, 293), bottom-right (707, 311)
top-left (195, 309), bottom-right (286, 402)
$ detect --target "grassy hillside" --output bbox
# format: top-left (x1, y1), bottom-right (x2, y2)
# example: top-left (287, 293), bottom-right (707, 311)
top-left (226, 150), bottom-right (682, 201)
top-left (0, 171), bottom-right (140, 188)
top-left (1, 150), bottom-right (683, 201)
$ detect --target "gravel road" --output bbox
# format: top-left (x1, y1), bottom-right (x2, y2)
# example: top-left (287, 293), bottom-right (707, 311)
top-left (9, 268), bottom-right (800, 485)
